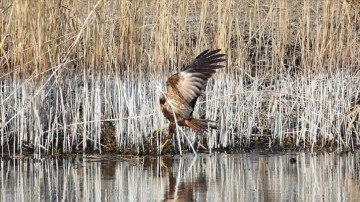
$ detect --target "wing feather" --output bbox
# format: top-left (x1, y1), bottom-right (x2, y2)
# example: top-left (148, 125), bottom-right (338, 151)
top-left (165, 76), bottom-right (194, 118)
top-left (164, 49), bottom-right (226, 119)
top-left (176, 49), bottom-right (226, 103)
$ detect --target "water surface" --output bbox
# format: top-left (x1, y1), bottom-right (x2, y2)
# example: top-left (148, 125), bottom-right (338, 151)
top-left (1, 153), bottom-right (359, 202)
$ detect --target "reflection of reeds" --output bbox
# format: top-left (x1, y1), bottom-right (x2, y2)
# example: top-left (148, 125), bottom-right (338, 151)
top-left (2, 154), bottom-right (360, 201)
top-left (0, 0), bottom-right (360, 155)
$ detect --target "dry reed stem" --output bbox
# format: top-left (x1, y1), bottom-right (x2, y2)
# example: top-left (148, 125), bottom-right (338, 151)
top-left (0, 0), bottom-right (359, 156)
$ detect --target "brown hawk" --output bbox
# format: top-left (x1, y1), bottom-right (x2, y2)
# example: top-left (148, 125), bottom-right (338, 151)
top-left (160, 49), bottom-right (226, 138)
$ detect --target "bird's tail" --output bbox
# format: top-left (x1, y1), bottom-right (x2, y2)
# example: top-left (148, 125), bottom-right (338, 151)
top-left (184, 118), bottom-right (217, 134)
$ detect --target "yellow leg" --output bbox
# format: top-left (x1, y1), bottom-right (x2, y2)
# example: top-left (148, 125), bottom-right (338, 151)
top-left (161, 139), bottom-right (170, 149)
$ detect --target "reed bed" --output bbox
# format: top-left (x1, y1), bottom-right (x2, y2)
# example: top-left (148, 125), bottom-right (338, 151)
top-left (0, 0), bottom-right (360, 156)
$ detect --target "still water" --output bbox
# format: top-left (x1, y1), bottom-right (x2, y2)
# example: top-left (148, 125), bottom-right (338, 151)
top-left (1, 152), bottom-right (360, 202)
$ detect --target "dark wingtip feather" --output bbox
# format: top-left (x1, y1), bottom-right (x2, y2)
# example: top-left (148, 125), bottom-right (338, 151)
top-left (195, 49), bottom-right (210, 59)
top-left (195, 49), bottom-right (224, 59)
top-left (205, 49), bottom-right (222, 56)
top-left (186, 49), bottom-right (226, 70)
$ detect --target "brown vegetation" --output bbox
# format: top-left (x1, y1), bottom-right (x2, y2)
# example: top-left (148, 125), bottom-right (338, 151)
top-left (0, 0), bottom-right (360, 156)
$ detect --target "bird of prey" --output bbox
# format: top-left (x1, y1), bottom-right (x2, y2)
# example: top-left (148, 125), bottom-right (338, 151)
top-left (159, 49), bottom-right (226, 138)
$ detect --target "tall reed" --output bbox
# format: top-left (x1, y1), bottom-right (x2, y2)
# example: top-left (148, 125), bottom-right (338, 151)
top-left (0, 0), bottom-right (359, 156)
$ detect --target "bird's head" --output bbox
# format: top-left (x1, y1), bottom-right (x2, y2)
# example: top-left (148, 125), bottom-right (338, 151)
top-left (159, 93), bottom-right (166, 105)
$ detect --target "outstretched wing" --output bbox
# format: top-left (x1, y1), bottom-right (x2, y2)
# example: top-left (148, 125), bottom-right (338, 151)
top-left (165, 49), bottom-right (226, 119)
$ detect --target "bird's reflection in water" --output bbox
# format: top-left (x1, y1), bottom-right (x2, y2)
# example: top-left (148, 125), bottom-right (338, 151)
top-left (100, 160), bottom-right (117, 179)
top-left (144, 156), bottom-right (207, 202)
